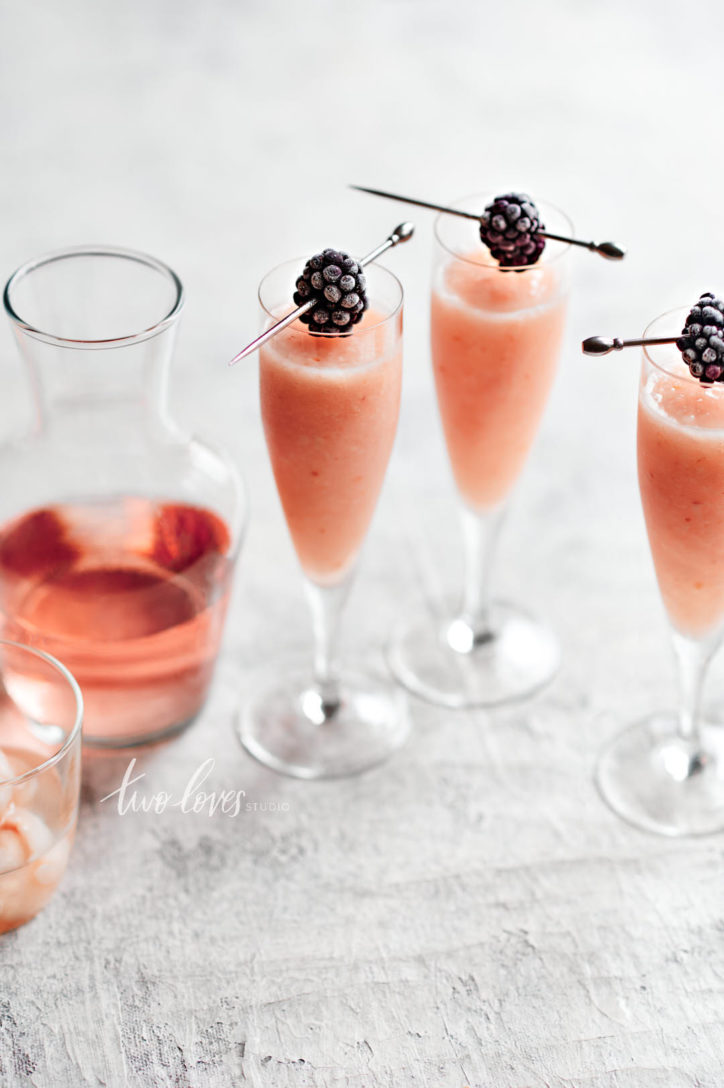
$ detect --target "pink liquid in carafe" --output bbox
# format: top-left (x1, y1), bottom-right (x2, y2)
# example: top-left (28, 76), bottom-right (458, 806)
top-left (0, 497), bottom-right (233, 745)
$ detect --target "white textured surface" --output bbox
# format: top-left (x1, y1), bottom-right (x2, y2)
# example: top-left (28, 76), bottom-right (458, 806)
top-left (2, 2), bottom-right (724, 1086)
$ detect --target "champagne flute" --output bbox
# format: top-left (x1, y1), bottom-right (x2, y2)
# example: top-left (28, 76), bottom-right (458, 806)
top-left (597, 309), bottom-right (724, 835)
top-left (238, 259), bottom-right (408, 778)
top-left (388, 193), bottom-right (572, 707)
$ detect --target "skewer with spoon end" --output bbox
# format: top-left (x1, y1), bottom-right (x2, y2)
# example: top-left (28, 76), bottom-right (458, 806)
top-left (582, 335), bottom-right (681, 356)
top-left (227, 221), bottom-right (415, 367)
top-left (350, 185), bottom-right (626, 261)
top-left (585, 292), bottom-right (724, 384)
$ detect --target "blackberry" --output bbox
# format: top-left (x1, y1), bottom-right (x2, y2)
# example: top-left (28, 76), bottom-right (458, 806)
top-left (676, 292), bottom-right (724, 383)
top-left (293, 248), bottom-right (368, 333)
top-left (479, 193), bottom-right (546, 268)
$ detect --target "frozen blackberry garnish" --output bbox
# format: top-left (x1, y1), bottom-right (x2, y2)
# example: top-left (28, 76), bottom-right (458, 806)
top-left (293, 248), bottom-right (368, 333)
top-left (479, 193), bottom-right (546, 268)
top-left (676, 292), bottom-right (724, 383)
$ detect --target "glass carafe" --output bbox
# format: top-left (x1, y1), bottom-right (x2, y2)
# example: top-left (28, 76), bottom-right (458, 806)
top-left (0, 246), bottom-right (246, 748)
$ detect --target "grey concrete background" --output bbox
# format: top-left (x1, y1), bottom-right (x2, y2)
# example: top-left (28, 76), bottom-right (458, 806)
top-left (1, 1), bottom-right (724, 1085)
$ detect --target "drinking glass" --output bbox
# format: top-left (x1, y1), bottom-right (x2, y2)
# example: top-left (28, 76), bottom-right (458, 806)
top-left (597, 310), bottom-right (724, 835)
top-left (0, 640), bottom-right (82, 933)
top-left (238, 260), bottom-right (408, 778)
top-left (2, 247), bottom-right (246, 747)
top-left (388, 194), bottom-right (572, 707)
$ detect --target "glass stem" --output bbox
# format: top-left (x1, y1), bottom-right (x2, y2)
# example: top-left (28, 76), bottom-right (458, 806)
top-left (671, 631), bottom-right (712, 747)
top-left (304, 576), bottom-right (351, 714)
top-left (459, 504), bottom-right (505, 640)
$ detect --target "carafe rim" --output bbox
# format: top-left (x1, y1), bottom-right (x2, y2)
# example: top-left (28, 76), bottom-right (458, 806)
top-left (3, 244), bottom-right (185, 349)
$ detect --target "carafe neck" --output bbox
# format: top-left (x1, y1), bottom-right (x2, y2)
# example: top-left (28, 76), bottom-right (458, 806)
top-left (16, 326), bottom-right (176, 436)
top-left (3, 245), bottom-right (185, 440)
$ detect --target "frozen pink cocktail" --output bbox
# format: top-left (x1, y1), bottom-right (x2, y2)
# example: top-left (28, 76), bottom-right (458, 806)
top-left (260, 309), bottom-right (402, 586)
top-left (431, 248), bottom-right (567, 510)
top-left (638, 355), bottom-right (724, 638)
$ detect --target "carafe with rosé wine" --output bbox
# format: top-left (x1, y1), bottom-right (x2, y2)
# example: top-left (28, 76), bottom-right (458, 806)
top-left (1, 247), bottom-right (246, 747)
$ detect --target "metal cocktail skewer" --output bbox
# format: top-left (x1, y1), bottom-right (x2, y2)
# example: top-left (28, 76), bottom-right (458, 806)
top-left (582, 335), bottom-right (680, 356)
top-left (350, 185), bottom-right (626, 261)
top-left (227, 221), bottom-right (415, 367)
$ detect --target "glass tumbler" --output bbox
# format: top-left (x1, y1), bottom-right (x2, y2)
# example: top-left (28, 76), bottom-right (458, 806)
top-left (0, 640), bottom-right (82, 934)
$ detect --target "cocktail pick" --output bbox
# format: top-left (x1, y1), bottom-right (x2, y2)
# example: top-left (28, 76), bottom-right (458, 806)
top-left (350, 185), bottom-right (626, 261)
top-left (582, 335), bottom-right (679, 356)
top-left (227, 221), bottom-right (415, 367)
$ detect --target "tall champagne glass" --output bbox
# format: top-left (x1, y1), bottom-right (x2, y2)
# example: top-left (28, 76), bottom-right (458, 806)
top-left (238, 260), bottom-right (408, 778)
top-left (597, 310), bottom-right (724, 835)
top-left (389, 194), bottom-right (572, 707)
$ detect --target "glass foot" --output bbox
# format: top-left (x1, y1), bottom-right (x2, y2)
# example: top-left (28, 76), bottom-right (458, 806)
top-left (237, 660), bottom-right (410, 779)
top-left (387, 599), bottom-right (559, 709)
top-left (596, 713), bottom-right (724, 836)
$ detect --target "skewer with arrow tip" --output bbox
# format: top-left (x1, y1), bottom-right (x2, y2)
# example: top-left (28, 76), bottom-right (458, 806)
top-left (351, 185), bottom-right (625, 262)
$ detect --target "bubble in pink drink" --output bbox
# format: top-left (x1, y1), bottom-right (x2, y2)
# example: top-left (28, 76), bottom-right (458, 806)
top-left (638, 362), bottom-right (724, 638)
top-left (260, 310), bottom-right (402, 585)
top-left (430, 250), bottom-right (567, 510)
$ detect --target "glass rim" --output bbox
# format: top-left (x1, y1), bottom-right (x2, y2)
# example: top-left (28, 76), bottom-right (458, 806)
top-left (641, 306), bottom-right (701, 384)
top-left (433, 191), bottom-right (574, 271)
top-left (257, 256), bottom-right (403, 336)
top-left (0, 639), bottom-right (83, 788)
top-left (3, 244), bottom-right (185, 349)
